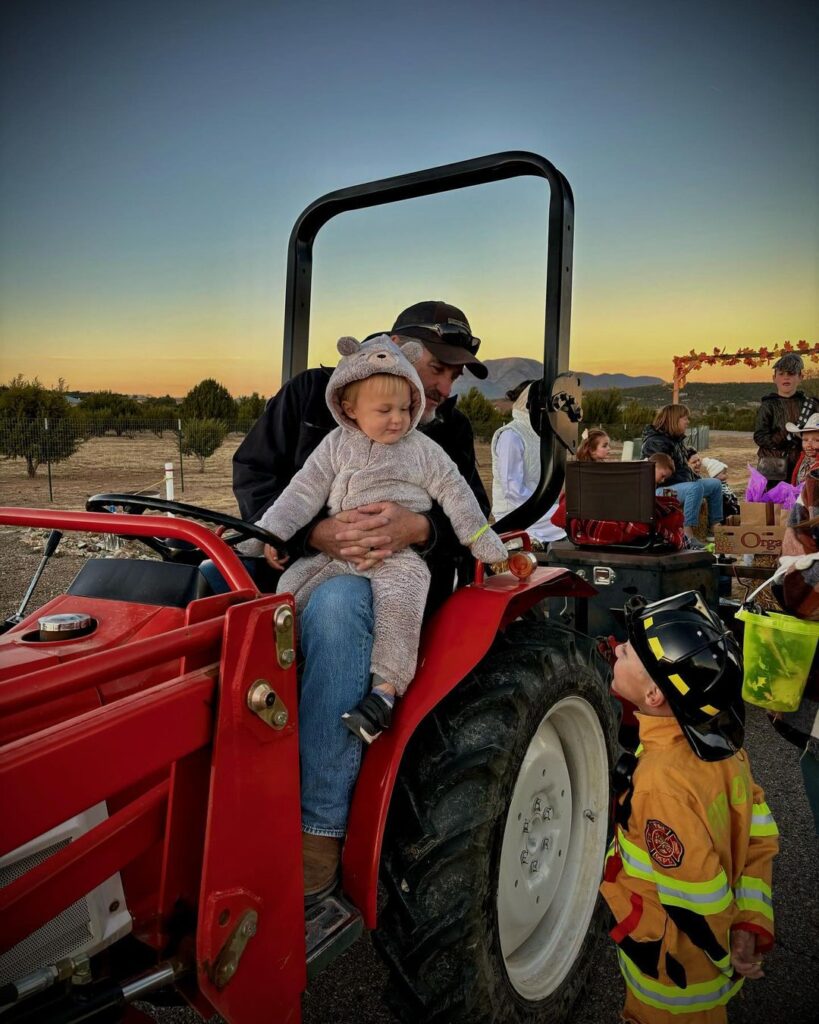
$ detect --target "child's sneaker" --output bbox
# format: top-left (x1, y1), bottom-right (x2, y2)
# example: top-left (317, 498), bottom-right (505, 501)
top-left (342, 691), bottom-right (393, 744)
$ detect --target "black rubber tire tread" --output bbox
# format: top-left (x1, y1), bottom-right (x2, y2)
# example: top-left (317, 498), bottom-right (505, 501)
top-left (374, 620), bottom-right (618, 1024)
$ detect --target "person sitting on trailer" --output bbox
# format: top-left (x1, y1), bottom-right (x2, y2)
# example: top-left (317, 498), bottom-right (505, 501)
top-left (700, 457), bottom-right (741, 520)
top-left (641, 404), bottom-right (723, 551)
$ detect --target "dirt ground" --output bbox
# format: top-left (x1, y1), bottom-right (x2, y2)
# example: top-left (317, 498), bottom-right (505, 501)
top-left (0, 429), bottom-right (756, 515)
top-left (1, 428), bottom-right (817, 1023)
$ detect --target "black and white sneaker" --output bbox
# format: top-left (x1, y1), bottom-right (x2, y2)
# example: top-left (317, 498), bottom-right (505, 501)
top-left (341, 691), bottom-right (394, 744)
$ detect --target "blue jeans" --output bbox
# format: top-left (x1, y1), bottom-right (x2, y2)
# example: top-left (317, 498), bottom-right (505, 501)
top-left (201, 561), bottom-right (375, 836)
top-left (199, 558), bottom-right (235, 594)
top-left (299, 576), bottom-right (374, 837)
top-left (660, 478), bottom-right (723, 527)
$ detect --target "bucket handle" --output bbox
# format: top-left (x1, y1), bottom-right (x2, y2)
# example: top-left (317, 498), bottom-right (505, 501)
top-left (742, 551), bottom-right (819, 609)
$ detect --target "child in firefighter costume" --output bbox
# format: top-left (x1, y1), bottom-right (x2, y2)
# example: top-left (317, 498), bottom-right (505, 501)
top-left (601, 592), bottom-right (779, 1024)
top-left (240, 334), bottom-right (506, 742)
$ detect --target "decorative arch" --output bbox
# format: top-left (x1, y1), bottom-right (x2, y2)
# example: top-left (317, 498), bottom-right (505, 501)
top-left (672, 340), bottom-right (818, 403)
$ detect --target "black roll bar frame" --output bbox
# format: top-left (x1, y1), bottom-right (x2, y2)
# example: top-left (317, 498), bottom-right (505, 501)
top-left (282, 150), bottom-right (574, 537)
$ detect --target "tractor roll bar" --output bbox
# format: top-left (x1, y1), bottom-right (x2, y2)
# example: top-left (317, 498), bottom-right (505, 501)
top-left (282, 150), bottom-right (575, 535)
top-left (0, 507), bottom-right (256, 593)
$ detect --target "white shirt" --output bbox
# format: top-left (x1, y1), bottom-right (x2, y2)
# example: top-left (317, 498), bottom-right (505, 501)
top-left (491, 418), bottom-right (566, 544)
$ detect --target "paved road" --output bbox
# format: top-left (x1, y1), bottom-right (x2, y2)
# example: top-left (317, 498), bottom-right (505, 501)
top-left (3, 537), bottom-right (817, 1023)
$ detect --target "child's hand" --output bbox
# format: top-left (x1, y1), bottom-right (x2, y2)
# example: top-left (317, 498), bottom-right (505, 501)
top-left (264, 544), bottom-right (289, 571)
top-left (730, 929), bottom-right (764, 979)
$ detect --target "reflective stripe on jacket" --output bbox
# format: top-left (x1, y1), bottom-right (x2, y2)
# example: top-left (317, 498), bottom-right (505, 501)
top-left (600, 714), bottom-right (779, 1018)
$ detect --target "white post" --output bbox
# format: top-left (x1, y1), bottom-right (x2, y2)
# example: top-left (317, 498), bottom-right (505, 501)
top-left (621, 440), bottom-right (634, 461)
top-left (165, 462), bottom-right (175, 502)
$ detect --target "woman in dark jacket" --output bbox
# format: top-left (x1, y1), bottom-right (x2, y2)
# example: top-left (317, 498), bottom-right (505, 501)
top-left (641, 404), bottom-right (723, 549)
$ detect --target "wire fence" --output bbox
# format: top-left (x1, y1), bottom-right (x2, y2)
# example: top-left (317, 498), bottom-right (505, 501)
top-left (0, 414), bottom-right (716, 504)
top-left (0, 416), bottom-right (256, 503)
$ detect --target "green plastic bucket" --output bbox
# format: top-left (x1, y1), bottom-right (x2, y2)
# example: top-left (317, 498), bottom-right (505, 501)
top-left (736, 607), bottom-right (819, 712)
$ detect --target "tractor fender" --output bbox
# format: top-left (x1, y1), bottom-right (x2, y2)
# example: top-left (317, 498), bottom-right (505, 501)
top-left (342, 566), bottom-right (595, 927)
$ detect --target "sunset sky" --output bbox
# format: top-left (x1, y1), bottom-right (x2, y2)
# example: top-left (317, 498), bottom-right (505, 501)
top-left (1, 0), bottom-right (816, 398)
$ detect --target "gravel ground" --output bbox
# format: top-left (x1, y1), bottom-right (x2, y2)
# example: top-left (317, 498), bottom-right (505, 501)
top-left (1, 529), bottom-right (816, 1024)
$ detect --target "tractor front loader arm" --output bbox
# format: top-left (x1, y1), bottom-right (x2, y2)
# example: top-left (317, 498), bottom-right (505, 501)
top-left (0, 508), bottom-right (307, 1024)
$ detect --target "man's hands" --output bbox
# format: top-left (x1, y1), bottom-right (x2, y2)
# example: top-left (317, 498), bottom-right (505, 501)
top-left (730, 929), bottom-right (764, 979)
top-left (307, 503), bottom-right (431, 571)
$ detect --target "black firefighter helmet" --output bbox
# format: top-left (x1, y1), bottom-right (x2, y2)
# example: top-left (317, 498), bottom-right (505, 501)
top-left (626, 591), bottom-right (745, 761)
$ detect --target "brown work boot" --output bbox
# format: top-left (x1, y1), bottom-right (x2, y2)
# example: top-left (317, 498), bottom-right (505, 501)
top-left (302, 833), bottom-right (341, 904)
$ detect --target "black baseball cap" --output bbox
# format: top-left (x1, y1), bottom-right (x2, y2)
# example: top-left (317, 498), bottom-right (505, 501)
top-left (389, 301), bottom-right (488, 379)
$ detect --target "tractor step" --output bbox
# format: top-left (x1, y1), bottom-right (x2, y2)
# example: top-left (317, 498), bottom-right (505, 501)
top-left (305, 893), bottom-right (363, 980)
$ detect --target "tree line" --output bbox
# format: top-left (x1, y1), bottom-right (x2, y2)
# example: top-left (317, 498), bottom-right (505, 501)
top-left (1, 374), bottom-right (766, 481)
top-left (455, 385), bottom-right (764, 443)
top-left (0, 376), bottom-right (267, 476)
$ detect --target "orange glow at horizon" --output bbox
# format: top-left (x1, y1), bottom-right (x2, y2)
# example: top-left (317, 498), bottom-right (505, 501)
top-left (1, 278), bottom-right (814, 396)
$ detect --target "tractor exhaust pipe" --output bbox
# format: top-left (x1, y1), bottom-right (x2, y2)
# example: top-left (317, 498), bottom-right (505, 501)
top-left (2, 529), bottom-right (62, 632)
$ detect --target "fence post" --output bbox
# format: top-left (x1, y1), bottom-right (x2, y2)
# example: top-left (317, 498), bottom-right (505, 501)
top-left (177, 419), bottom-right (185, 493)
top-left (44, 417), bottom-right (53, 503)
top-left (164, 462), bottom-right (175, 502)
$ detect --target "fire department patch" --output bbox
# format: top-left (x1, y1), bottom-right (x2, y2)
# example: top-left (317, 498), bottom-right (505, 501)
top-left (644, 819), bottom-right (685, 869)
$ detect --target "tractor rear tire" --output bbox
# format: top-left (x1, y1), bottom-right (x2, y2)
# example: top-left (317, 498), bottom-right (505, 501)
top-left (374, 620), bottom-right (618, 1023)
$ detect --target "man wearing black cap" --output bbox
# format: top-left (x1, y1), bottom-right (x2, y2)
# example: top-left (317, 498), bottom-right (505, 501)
top-left (232, 301), bottom-right (490, 899)
top-left (234, 300), bottom-right (489, 585)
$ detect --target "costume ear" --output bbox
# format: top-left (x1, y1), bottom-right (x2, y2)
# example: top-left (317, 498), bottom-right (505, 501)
top-left (337, 336), bottom-right (360, 357)
top-left (398, 340), bottom-right (423, 364)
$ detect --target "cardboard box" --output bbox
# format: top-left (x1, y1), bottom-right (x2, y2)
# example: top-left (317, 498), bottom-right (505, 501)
top-left (713, 524), bottom-right (784, 556)
top-left (739, 501), bottom-right (781, 526)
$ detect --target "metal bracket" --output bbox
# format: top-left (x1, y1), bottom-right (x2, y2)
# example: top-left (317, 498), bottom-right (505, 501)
top-left (274, 605), bottom-right (295, 669)
top-left (247, 680), bottom-right (289, 729)
top-left (592, 566), bottom-right (617, 586)
top-left (210, 910), bottom-right (258, 989)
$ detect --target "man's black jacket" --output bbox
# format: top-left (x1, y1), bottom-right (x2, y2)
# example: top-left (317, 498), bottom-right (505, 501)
top-left (232, 367), bottom-right (489, 611)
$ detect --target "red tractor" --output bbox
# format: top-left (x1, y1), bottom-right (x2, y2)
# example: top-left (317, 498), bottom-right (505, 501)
top-left (0, 152), bottom-right (618, 1023)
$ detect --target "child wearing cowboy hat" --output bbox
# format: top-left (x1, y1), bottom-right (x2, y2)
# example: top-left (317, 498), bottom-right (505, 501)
top-left (785, 411), bottom-right (819, 486)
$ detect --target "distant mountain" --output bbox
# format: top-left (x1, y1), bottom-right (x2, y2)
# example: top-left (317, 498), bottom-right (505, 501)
top-left (452, 358), bottom-right (664, 399)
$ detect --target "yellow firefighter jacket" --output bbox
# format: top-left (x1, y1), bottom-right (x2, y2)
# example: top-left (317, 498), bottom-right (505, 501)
top-left (600, 713), bottom-right (779, 1021)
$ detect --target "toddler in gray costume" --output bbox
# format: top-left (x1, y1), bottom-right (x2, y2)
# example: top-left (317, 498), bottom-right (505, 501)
top-left (240, 334), bottom-right (507, 742)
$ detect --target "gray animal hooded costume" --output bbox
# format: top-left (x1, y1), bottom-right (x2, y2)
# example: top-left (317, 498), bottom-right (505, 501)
top-left (241, 334), bottom-right (507, 692)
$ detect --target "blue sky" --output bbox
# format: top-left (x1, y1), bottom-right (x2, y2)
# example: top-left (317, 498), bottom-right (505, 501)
top-left (1, 0), bottom-right (816, 395)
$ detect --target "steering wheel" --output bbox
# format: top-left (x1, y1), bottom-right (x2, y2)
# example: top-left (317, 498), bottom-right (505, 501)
top-left (85, 493), bottom-right (286, 562)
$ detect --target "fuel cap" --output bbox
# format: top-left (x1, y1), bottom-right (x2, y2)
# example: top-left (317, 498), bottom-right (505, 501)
top-left (38, 612), bottom-right (93, 642)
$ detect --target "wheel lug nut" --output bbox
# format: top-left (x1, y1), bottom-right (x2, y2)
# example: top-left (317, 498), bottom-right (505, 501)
top-left (522, 818), bottom-right (529, 834)
top-left (520, 850), bottom-right (529, 864)
top-left (541, 837), bottom-right (551, 851)
top-left (543, 806), bottom-right (553, 821)
top-left (533, 798), bottom-right (542, 813)
top-left (530, 859), bottom-right (539, 873)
